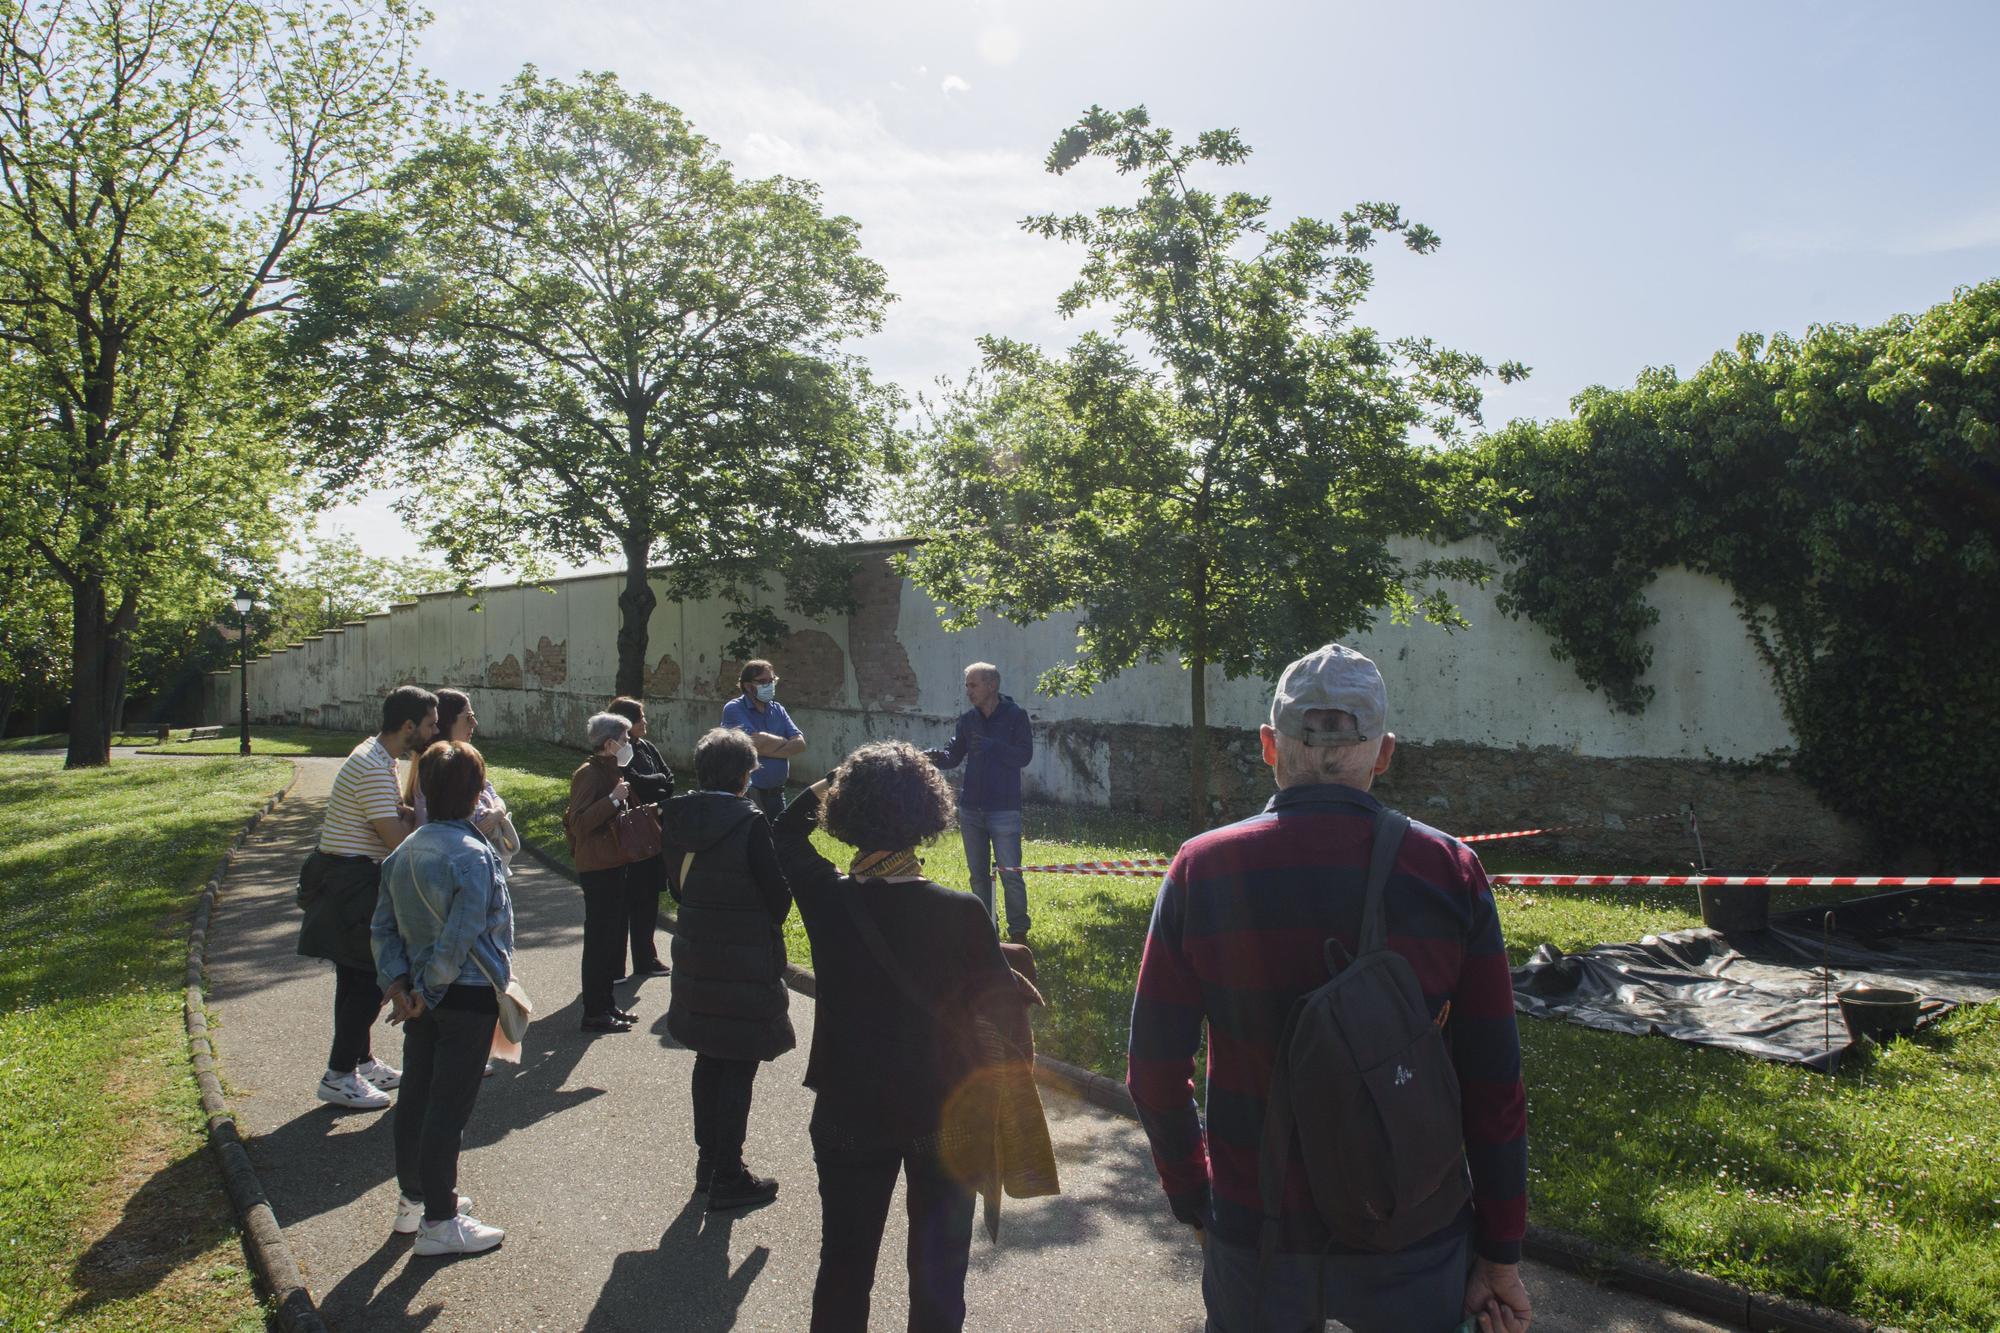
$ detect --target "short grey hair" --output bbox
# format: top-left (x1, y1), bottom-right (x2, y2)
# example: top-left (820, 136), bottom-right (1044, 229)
top-left (1273, 710), bottom-right (1381, 788)
top-left (964, 661), bottom-right (1000, 686)
top-left (585, 711), bottom-right (632, 751)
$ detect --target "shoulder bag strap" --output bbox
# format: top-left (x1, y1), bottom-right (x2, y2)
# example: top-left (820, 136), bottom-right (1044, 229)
top-left (840, 887), bottom-right (939, 1016)
top-left (405, 861), bottom-right (507, 995)
top-left (1356, 808), bottom-right (1411, 955)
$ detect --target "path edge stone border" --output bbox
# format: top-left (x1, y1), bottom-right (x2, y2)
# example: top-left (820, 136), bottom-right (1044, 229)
top-left (183, 763), bottom-right (330, 1333)
top-left (521, 835), bottom-right (1903, 1333)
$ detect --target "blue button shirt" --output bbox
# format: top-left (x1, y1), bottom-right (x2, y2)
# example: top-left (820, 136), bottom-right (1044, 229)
top-left (722, 695), bottom-right (802, 790)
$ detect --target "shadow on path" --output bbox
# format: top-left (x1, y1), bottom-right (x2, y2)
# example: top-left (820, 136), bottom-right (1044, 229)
top-left (584, 1195), bottom-right (768, 1332)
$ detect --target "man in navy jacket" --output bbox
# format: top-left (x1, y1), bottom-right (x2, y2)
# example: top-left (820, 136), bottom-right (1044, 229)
top-left (925, 662), bottom-right (1035, 941)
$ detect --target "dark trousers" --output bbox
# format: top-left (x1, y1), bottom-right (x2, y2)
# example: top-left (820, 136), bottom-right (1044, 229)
top-left (578, 866), bottom-right (627, 1017)
top-left (626, 853), bottom-right (666, 970)
top-left (691, 1054), bottom-right (759, 1176)
top-left (1199, 1218), bottom-right (1473, 1333)
top-left (809, 1133), bottom-right (975, 1333)
top-left (750, 784), bottom-right (784, 822)
top-left (328, 963), bottom-right (383, 1074)
top-left (392, 999), bottom-right (492, 1221)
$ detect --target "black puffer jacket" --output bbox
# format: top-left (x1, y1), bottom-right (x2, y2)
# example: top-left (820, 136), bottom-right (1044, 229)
top-left (661, 791), bottom-right (796, 1062)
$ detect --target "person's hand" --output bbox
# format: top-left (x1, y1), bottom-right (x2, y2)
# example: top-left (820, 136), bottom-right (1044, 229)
top-left (397, 802), bottom-right (416, 826)
top-left (610, 778), bottom-right (630, 803)
top-left (1463, 1259), bottom-right (1531, 1333)
top-left (398, 989), bottom-right (429, 1023)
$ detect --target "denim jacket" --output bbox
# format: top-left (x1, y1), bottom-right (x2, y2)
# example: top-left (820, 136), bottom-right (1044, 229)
top-left (373, 819), bottom-right (514, 1007)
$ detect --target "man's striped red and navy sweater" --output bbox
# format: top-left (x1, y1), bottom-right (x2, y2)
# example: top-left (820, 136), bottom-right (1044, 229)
top-left (1126, 782), bottom-right (1528, 1263)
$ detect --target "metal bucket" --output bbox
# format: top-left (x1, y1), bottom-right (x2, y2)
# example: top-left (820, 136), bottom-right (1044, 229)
top-left (1838, 984), bottom-right (1922, 1042)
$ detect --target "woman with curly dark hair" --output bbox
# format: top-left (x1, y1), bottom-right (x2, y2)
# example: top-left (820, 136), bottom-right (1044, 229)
top-left (772, 741), bottom-right (1053, 1333)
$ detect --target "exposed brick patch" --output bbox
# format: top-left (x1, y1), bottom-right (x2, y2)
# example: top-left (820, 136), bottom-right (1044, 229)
top-left (485, 654), bottom-right (523, 689)
top-left (715, 659), bottom-right (743, 698)
top-left (848, 552), bottom-right (920, 709)
top-left (645, 653), bottom-right (682, 698)
top-left (524, 636), bottom-right (567, 686)
top-left (774, 630), bottom-right (846, 708)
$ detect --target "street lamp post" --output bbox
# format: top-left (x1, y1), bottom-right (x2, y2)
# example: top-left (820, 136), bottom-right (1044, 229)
top-left (233, 591), bottom-right (253, 756)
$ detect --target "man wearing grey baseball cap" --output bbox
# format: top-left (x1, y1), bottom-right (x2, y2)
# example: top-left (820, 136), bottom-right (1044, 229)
top-left (1128, 643), bottom-right (1533, 1333)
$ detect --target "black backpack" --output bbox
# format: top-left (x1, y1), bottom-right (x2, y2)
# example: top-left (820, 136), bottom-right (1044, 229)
top-left (1256, 810), bottom-right (1473, 1299)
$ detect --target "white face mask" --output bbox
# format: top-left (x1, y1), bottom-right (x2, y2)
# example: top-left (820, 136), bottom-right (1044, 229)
top-left (615, 741), bottom-right (634, 767)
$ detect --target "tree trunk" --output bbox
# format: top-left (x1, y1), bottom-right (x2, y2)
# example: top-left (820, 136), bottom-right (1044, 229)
top-left (65, 580), bottom-right (112, 768)
top-left (614, 531), bottom-right (658, 699)
top-left (0, 680), bottom-right (17, 741)
top-left (1188, 648), bottom-right (1209, 833)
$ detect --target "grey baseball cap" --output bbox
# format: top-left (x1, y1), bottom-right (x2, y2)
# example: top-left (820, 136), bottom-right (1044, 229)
top-left (1269, 643), bottom-right (1387, 747)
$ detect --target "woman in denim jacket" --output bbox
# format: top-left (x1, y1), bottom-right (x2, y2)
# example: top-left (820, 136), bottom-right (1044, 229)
top-left (374, 739), bottom-right (515, 1258)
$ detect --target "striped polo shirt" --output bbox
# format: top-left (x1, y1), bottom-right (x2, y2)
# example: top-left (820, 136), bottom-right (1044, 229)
top-left (1127, 782), bottom-right (1529, 1263)
top-left (318, 736), bottom-right (403, 861)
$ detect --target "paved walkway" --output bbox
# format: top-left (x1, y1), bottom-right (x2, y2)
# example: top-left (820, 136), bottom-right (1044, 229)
top-left (207, 758), bottom-right (1731, 1332)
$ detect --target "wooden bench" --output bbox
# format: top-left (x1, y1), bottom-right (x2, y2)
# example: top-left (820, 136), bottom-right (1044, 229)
top-left (186, 725), bottom-right (224, 742)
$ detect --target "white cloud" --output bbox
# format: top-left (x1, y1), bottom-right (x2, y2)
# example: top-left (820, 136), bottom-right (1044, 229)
top-left (940, 73), bottom-right (972, 95)
top-left (1736, 203), bottom-right (2000, 259)
top-left (977, 25), bottom-right (1023, 66)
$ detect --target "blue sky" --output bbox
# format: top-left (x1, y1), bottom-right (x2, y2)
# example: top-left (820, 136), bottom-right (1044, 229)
top-left (323, 0), bottom-right (2000, 568)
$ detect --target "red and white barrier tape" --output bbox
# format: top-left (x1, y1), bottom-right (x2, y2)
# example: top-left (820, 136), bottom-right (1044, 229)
top-left (1002, 857), bottom-right (1173, 876)
top-left (1492, 874), bottom-right (2000, 889)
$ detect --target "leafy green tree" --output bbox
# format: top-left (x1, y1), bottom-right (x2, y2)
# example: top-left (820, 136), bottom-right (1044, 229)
top-left (0, 0), bottom-right (432, 767)
top-left (262, 530), bottom-right (451, 645)
top-left (898, 107), bottom-right (1524, 824)
top-left (1479, 281), bottom-right (2000, 861)
top-left (289, 68), bottom-right (901, 696)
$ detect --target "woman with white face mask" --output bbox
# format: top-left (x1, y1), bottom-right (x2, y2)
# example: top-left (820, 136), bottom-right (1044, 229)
top-left (565, 711), bottom-right (638, 1033)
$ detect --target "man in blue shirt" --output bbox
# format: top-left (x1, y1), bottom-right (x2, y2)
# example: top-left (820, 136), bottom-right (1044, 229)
top-left (721, 659), bottom-right (805, 821)
top-left (925, 662), bottom-right (1035, 941)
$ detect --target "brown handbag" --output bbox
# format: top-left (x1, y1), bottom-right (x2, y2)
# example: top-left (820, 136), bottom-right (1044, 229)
top-left (612, 802), bottom-right (662, 863)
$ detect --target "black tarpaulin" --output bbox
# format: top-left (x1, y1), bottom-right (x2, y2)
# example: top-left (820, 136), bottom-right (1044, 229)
top-left (1510, 888), bottom-right (2000, 1069)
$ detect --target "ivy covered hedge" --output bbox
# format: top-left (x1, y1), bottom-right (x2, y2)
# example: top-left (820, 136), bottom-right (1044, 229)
top-left (1472, 281), bottom-right (2000, 862)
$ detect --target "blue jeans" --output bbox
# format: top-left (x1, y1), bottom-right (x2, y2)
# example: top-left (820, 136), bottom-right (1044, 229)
top-left (958, 806), bottom-right (1028, 937)
top-left (1200, 1221), bottom-right (1472, 1333)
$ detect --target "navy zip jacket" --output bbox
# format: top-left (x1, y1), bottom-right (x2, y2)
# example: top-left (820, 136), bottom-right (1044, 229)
top-left (926, 695), bottom-right (1034, 811)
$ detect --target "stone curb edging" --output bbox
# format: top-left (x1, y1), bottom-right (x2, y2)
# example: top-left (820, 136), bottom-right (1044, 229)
top-left (520, 834), bottom-right (1902, 1333)
top-left (183, 765), bottom-right (330, 1333)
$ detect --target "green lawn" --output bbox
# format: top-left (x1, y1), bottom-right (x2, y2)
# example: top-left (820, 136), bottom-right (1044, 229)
top-left (135, 724), bottom-right (358, 758)
top-left (0, 754), bottom-right (290, 1333)
top-left (172, 727), bottom-right (2000, 1330)
top-left (0, 732), bottom-right (185, 752)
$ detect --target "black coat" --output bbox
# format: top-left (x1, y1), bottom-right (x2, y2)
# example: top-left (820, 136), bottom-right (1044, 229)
top-left (622, 735), bottom-right (676, 806)
top-left (772, 789), bottom-right (1025, 1148)
top-left (661, 791), bottom-right (795, 1062)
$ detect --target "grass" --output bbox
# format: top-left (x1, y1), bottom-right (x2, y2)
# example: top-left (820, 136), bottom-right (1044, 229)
top-left (0, 753), bottom-right (290, 1333)
top-left (135, 724), bottom-right (359, 758)
top-left (176, 726), bottom-right (2000, 1330)
top-left (0, 732), bottom-right (186, 752)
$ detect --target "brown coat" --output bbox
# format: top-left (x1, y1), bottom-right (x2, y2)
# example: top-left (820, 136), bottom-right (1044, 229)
top-left (565, 754), bottom-right (626, 873)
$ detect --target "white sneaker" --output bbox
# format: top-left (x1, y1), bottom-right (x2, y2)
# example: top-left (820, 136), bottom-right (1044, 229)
top-left (412, 1212), bottom-right (505, 1257)
top-left (316, 1069), bottom-right (392, 1111)
top-left (356, 1056), bottom-right (402, 1090)
top-left (394, 1193), bottom-right (472, 1235)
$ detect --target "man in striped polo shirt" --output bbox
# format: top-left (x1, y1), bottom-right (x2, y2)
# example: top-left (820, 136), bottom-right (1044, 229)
top-left (1127, 644), bottom-right (1532, 1332)
top-left (298, 685), bottom-right (438, 1110)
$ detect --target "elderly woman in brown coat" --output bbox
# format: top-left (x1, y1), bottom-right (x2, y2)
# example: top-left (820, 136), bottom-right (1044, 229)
top-left (565, 710), bottom-right (638, 1033)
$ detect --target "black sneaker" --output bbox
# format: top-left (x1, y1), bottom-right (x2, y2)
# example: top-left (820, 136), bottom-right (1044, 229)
top-left (641, 960), bottom-right (672, 977)
top-left (581, 1013), bottom-right (633, 1033)
top-left (610, 1006), bottom-right (638, 1023)
top-left (706, 1169), bottom-right (778, 1211)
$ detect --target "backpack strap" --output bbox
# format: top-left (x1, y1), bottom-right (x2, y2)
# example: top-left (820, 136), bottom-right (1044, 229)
top-left (1255, 806), bottom-right (1410, 1320)
top-left (1357, 809), bottom-right (1411, 955)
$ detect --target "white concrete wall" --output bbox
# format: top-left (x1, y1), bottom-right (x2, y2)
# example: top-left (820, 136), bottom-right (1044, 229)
top-left (208, 536), bottom-right (1797, 798)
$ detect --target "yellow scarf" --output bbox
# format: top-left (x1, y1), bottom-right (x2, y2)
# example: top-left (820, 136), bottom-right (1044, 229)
top-left (849, 848), bottom-right (923, 879)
